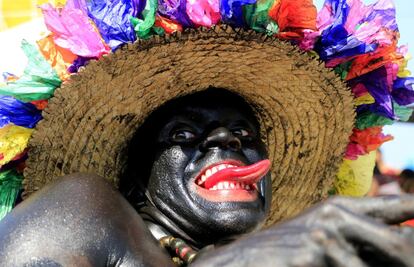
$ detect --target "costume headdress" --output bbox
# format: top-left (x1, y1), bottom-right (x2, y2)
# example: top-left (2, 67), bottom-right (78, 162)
top-left (0, 0), bottom-right (413, 225)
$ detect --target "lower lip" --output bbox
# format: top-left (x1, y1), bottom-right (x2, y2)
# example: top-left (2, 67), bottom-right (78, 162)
top-left (194, 186), bottom-right (258, 202)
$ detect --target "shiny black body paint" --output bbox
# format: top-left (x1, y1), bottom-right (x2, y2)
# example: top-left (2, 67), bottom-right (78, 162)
top-left (122, 90), bottom-right (271, 245)
top-left (1, 89), bottom-right (414, 267)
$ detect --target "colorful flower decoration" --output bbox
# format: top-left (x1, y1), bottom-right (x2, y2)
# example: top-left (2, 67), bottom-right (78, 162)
top-left (1, 0), bottom-right (413, 219)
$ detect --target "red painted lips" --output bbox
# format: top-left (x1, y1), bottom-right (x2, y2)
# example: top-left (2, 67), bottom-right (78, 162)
top-left (194, 159), bottom-right (271, 202)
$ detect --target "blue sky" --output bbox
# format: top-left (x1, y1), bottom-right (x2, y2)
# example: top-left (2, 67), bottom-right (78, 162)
top-left (315, 0), bottom-right (414, 171)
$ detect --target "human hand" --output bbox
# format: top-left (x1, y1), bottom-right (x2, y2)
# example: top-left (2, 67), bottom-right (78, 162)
top-left (191, 196), bottom-right (414, 267)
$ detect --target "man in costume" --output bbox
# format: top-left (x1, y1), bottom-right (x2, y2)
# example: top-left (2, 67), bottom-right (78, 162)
top-left (1, 0), bottom-right (414, 266)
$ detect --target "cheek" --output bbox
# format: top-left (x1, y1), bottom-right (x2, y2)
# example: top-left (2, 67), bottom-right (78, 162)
top-left (147, 146), bottom-right (192, 194)
top-left (242, 145), bottom-right (267, 163)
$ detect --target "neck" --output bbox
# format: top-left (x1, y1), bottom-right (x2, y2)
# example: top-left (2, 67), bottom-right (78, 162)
top-left (139, 203), bottom-right (203, 249)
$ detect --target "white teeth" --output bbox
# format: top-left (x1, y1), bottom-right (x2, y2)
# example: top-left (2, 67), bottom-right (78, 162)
top-left (223, 181), bottom-right (229, 189)
top-left (207, 181), bottom-right (256, 191)
top-left (206, 169), bottom-right (212, 177)
top-left (199, 163), bottom-right (256, 191)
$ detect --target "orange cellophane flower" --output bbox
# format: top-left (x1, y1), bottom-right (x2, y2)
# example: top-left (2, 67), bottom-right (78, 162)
top-left (268, 0), bottom-right (317, 39)
top-left (37, 34), bottom-right (77, 80)
top-left (346, 40), bottom-right (403, 81)
top-left (349, 126), bottom-right (393, 153)
top-left (30, 100), bottom-right (49, 110)
top-left (155, 16), bottom-right (183, 35)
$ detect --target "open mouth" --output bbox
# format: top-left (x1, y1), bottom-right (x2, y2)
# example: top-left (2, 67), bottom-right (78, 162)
top-left (194, 159), bottom-right (271, 202)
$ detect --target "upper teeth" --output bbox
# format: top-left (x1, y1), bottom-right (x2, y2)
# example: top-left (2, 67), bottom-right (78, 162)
top-left (202, 164), bottom-right (237, 182)
top-left (196, 163), bottom-right (255, 191)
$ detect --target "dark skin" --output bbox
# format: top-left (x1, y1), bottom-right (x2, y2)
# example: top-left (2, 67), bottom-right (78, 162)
top-left (134, 91), bottom-right (271, 245)
top-left (1, 90), bottom-right (414, 266)
top-left (0, 173), bottom-right (173, 267)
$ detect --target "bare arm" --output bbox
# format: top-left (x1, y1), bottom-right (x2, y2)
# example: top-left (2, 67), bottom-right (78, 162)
top-left (0, 173), bottom-right (173, 267)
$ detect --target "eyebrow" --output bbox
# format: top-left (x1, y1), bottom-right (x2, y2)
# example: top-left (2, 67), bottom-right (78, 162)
top-left (176, 108), bottom-right (207, 124)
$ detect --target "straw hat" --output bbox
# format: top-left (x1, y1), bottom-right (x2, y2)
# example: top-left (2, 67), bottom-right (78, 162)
top-left (22, 26), bottom-right (354, 224)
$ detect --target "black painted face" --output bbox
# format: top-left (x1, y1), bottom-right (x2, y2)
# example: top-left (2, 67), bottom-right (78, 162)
top-left (124, 89), bottom-right (271, 244)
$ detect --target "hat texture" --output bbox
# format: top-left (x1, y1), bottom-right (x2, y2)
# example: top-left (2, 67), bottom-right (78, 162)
top-left (23, 27), bottom-right (354, 224)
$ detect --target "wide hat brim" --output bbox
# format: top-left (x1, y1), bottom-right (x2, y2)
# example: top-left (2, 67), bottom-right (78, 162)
top-left (23, 26), bottom-right (354, 225)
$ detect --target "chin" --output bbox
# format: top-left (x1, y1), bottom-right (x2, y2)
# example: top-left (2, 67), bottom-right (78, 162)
top-left (184, 189), bottom-right (267, 241)
top-left (191, 205), bottom-right (266, 244)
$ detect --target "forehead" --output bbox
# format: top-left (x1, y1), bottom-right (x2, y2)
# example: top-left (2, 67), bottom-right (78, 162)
top-left (157, 91), bottom-right (259, 126)
top-left (171, 105), bottom-right (250, 121)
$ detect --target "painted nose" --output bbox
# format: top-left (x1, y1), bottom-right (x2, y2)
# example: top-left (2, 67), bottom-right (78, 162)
top-left (200, 127), bottom-right (241, 152)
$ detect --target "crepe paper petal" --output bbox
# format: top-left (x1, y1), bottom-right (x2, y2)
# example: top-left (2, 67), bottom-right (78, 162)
top-left (394, 103), bottom-right (413, 122)
top-left (2, 73), bottom-right (18, 83)
top-left (0, 170), bottom-right (23, 220)
top-left (316, 0), bottom-right (397, 63)
top-left (158, 0), bottom-right (193, 27)
top-left (335, 151), bottom-right (376, 197)
top-left (398, 59), bottom-right (412, 78)
top-left (220, 0), bottom-right (256, 27)
top-left (0, 40), bottom-right (61, 102)
top-left (20, 40), bottom-right (61, 87)
top-left (0, 125), bottom-right (33, 167)
top-left (322, 29), bottom-right (397, 68)
top-left (0, 81), bottom-right (58, 103)
top-left (344, 143), bottom-right (366, 160)
top-left (334, 61), bottom-right (352, 81)
top-left (356, 103), bottom-right (394, 121)
top-left (298, 29), bottom-right (319, 51)
top-left (351, 67), bottom-right (394, 119)
top-left (82, 0), bottom-right (139, 50)
top-left (346, 42), bottom-right (402, 81)
top-left (243, 0), bottom-right (274, 33)
top-left (0, 149), bottom-right (28, 173)
top-left (153, 26), bottom-right (166, 35)
top-left (41, 3), bottom-right (110, 58)
top-left (366, 0), bottom-right (398, 31)
top-left (392, 77), bottom-right (414, 106)
top-left (317, 0), bottom-right (369, 34)
top-left (269, 0), bottom-right (317, 40)
top-left (154, 16), bottom-right (183, 34)
top-left (68, 56), bottom-right (95, 73)
top-left (315, 32), bottom-right (378, 63)
top-left (186, 0), bottom-right (220, 27)
top-left (0, 96), bottom-right (42, 129)
top-left (65, 0), bottom-right (89, 14)
top-left (349, 126), bottom-right (393, 154)
top-left (355, 111), bottom-right (393, 130)
top-left (355, 94), bottom-right (375, 106)
top-left (37, 35), bottom-right (78, 80)
top-left (30, 100), bottom-right (48, 111)
top-left (397, 47), bottom-right (412, 78)
top-left (131, 0), bottom-right (158, 39)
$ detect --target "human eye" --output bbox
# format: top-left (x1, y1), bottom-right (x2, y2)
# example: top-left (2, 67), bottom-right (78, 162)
top-left (232, 128), bottom-right (250, 137)
top-left (170, 128), bottom-right (196, 142)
